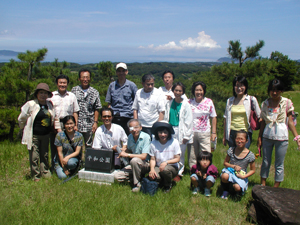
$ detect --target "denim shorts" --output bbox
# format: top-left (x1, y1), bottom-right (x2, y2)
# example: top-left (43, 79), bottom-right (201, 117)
top-left (190, 174), bottom-right (215, 189)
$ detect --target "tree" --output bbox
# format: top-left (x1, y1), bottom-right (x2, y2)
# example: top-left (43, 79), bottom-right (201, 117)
top-left (228, 40), bottom-right (265, 67)
top-left (0, 60), bottom-right (28, 141)
top-left (270, 51), bottom-right (299, 91)
top-left (96, 61), bottom-right (115, 83)
top-left (17, 48), bottom-right (48, 101)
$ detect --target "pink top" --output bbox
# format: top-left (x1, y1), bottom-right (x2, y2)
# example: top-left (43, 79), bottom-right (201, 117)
top-left (189, 97), bottom-right (217, 133)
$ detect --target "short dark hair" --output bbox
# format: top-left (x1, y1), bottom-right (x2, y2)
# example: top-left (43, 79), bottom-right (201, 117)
top-left (233, 76), bottom-right (248, 97)
top-left (162, 70), bottom-right (175, 80)
top-left (196, 151), bottom-right (213, 167)
top-left (267, 79), bottom-right (284, 93)
top-left (191, 81), bottom-right (206, 97)
top-left (142, 74), bottom-right (155, 83)
top-left (55, 74), bottom-right (69, 84)
top-left (78, 68), bottom-right (91, 79)
top-left (172, 82), bottom-right (186, 95)
top-left (62, 115), bottom-right (76, 126)
top-left (154, 127), bottom-right (172, 141)
top-left (100, 107), bottom-right (114, 117)
top-left (234, 129), bottom-right (248, 141)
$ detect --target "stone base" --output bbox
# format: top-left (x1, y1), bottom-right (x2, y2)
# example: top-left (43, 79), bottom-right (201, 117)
top-left (79, 168), bottom-right (117, 185)
top-left (248, 185), bottom-right (300, 224)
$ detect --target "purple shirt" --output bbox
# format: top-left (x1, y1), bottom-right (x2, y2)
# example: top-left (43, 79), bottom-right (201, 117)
top-left (190, 164), bottom-right (219, 179)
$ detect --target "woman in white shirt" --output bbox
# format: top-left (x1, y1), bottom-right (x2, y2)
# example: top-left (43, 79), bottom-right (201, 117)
top-left (258, 79), bottom-right (300, 187)
top-left (149, 121), bottom-right (181, 193)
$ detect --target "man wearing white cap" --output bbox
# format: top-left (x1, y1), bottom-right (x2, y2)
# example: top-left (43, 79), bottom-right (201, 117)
top-left (105, 62), bottom-right (138, 135)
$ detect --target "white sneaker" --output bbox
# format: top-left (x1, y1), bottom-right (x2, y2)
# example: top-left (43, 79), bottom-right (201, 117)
top-left (132, 183), bottom-right (141, 193)
top-left (192, 187), bottom-right (200, 195)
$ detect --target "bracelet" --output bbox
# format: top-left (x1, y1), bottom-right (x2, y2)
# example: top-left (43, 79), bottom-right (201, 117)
top-left (212, 132), bottom-right (216, 134)
top-left (294, 135), bottom-right (300, 141)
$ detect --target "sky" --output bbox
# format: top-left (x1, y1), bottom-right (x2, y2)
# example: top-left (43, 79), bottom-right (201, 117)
top-left (1, 0), bottom-right (299, 63)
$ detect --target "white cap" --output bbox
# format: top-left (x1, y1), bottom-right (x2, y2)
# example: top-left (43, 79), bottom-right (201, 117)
top-left (116, 62), bottom-right (127, 70)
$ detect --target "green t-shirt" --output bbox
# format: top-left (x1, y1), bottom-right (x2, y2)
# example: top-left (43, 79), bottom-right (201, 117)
top-left (169, 100), bottom-right (182, 126)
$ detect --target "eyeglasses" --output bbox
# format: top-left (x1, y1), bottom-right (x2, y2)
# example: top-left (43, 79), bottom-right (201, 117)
top-left (102, 115), bottom-right (112, 118)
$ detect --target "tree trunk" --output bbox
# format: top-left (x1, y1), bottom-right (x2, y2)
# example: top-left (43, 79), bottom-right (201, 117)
top-left (8, 120), bottom-right (16, 142)
top-left (26, 63), bottom-right (33, 101)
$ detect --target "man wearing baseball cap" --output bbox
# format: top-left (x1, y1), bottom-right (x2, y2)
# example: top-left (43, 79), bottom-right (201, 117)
top-left (105, 62), bottom-right (138, 135)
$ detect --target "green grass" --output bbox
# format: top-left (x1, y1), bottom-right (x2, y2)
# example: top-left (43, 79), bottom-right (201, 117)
top-left (1, 91), bottom-right (300, 224)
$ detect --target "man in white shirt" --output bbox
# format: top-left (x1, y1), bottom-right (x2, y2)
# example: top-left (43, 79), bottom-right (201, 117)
top-left (158, 70), bottom-right (188, 105)
top-left (49, 74), bottom-right (80, 170)
top-left (92, 107), bottom-right (128, 167)
top-left (132, 74), bottom-right (165, 136)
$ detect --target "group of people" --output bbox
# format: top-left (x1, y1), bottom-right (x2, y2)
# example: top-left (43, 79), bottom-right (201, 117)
top-left (18, 62), bottom-right (300, 197)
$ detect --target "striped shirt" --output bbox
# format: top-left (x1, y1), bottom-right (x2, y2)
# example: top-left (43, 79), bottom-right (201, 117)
top-left (227, 147), bottom-right (255, 172)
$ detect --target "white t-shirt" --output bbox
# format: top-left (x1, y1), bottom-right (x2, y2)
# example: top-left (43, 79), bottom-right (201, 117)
top-left (158, 86), bottom-right (188, 105)
top-left (132, 88), bottom-right (165, 128)
top-left (189, 97), bottom-right (217, 133)
top-left (149, 138), bottom-right (181, 167)
top-left (92, 123), bottom-right (128, 149)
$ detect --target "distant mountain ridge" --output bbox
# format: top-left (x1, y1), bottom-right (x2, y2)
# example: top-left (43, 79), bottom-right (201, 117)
top-left (0, 50), bottom-right (22, 57)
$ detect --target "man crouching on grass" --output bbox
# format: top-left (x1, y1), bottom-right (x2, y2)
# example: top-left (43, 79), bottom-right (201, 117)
top-left (114, 119), bottom-right (151, 192)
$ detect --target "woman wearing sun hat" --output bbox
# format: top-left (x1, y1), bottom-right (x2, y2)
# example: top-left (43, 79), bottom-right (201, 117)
top-left (148, 121), bottom-right (181, 193)
top-left (18, 83), bottom-right (56, 181)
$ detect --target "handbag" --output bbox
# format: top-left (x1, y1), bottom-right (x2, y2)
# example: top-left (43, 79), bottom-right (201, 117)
top-left (140, 177), bottom-right (159, 196)
top-left (250, 96), bottom-right (260, 130)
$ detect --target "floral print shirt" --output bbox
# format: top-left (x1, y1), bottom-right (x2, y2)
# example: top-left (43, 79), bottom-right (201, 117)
top-left (188, 97), bottom-right (217, 133)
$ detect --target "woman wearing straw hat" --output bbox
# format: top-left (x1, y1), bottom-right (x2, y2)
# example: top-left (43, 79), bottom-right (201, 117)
top-left (18, 83), bottom-right (55, 181)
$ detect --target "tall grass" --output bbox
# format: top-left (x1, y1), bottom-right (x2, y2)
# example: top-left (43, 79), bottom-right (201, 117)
top-left (0, 91), bottom-right (300, 224)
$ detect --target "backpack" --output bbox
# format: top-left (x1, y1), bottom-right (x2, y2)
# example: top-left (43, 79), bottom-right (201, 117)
top-left (140, 177), bottom-right (159, 196)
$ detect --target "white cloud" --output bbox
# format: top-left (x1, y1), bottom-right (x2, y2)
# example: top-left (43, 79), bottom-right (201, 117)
top-left (139, 31), bottom-right (221, 51)
top-left (0, 30), bottom-right (12, 35)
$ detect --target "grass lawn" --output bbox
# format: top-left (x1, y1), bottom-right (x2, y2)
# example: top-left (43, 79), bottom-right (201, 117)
top-left (1, 91), bottom-right (300, 224)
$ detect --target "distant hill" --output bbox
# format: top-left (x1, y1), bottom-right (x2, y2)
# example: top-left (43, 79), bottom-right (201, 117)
top-left (217, 57), bottom-right (233, 63)
top-left (0, 50), bottom-right (21, 57)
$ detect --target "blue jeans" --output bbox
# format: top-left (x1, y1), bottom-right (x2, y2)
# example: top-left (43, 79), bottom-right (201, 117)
top-left (228, 130), bottom-right (252, 149)
top-left (55, 157), bottom-right (78, 179)
top-left (190, 174), bottom-right (215, 189)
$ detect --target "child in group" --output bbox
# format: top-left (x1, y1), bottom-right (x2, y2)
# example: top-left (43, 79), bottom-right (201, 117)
top-left (220, 130), bottom-right (256, 199)
top-left (190, 151), bottom-right (218, 196)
